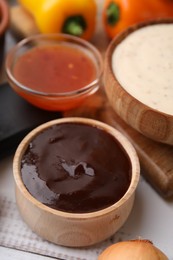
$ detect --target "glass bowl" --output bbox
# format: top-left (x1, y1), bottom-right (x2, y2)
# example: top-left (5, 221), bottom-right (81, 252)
top-left (6, 34), bottom-right (103, 111)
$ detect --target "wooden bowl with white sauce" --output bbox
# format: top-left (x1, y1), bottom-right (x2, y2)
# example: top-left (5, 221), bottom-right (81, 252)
top-left (104, 19), bottom-right (173, 145)
top-left (13, 117), bottom-right (140, 247)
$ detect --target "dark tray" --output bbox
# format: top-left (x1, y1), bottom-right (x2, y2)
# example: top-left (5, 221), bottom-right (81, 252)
top-left (0, 82), bottom-right (61, 158)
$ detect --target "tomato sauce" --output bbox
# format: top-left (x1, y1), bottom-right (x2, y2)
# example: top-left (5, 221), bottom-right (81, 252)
top-left (13, 45), bottom-right (97, 94)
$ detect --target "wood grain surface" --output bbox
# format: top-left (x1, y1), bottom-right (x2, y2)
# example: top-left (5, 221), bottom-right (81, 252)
top-left (9, 4), bottom-right (173, 198)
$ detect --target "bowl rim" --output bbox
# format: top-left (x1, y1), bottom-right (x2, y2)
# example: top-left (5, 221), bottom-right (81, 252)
top-left (13, 117), bottom-right (140, 220)
top-left (0, 0), bottom-right (9, 35)
top-left (105, 18), bottom-right (173, 118)
top-left (6, 33), bottom-right (103, 98)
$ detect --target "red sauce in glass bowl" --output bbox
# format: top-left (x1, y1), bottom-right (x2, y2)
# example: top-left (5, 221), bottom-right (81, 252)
top-left (6, 34), bottom-right (102, 111)
top-left (13, 45), bottom-right (97, 94)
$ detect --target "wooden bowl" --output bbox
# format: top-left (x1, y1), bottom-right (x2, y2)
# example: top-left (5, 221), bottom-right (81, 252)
top-left (0, 0), bottom-right (9, 38)
top-left (0, 0), bottom-right (9, 67)
top-left (104, 19), bottom-right (173, 145)
top-left (13, 117), bottom-right (140, 247)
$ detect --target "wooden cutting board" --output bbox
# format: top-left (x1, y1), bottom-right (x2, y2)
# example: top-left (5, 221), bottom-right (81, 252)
top-left (9, 5), bottom-right (173, 198)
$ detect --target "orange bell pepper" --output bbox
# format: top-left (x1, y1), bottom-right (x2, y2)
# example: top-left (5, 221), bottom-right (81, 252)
top-left (18, 0), bottom-right (97, 41)
top-left (103, 0), bottom-right (173, 39)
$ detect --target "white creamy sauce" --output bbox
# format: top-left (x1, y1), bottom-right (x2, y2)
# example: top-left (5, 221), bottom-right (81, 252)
top-left (112, 24), bottom-right (173, 115)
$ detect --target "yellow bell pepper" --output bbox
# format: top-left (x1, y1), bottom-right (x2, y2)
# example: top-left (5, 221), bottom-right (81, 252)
top-left (18, 0), bottom-right (97, 40)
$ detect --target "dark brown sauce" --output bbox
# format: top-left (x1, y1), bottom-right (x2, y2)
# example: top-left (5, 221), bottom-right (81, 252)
top-left (21, 123), bottom-right (132, 213)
